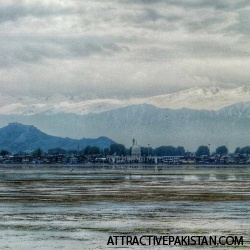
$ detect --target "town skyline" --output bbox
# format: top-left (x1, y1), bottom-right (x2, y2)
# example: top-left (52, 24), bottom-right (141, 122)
top-left (0, 122), bottom-right (249, 155)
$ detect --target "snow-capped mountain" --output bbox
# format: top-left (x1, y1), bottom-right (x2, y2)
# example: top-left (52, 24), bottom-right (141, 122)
top-left (146, 85), bottom-right (250, 111)
top-left (0, 84), bottom-right (250, 115)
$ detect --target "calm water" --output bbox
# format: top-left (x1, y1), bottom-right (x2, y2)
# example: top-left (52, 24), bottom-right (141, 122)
top-left (0, 165), bottom-right (249, 249)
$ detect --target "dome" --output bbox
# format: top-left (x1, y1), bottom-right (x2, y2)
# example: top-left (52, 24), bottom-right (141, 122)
top-left (131, 145), bottom-right (141, 157)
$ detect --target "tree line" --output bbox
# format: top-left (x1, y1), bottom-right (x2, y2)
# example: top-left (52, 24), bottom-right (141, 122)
top-left (1, 144), bottom-right (250, 157)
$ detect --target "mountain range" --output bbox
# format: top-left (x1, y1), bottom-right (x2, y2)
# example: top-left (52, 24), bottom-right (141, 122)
top-left (0, 85), bottom-right (249, 152)
top-left (0, 101), bottom-right (249, 152)
top-left (0, 84), bottom-right (250, 115)
top-left (0, 123), bottom-right (115, 153)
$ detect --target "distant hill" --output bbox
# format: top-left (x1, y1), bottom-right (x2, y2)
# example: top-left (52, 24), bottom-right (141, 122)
top-left (0, 123), bottom-right (116, 153)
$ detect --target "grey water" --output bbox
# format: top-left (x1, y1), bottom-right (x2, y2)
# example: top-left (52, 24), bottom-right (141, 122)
top-left (0, 165), bottom-right (249, 249)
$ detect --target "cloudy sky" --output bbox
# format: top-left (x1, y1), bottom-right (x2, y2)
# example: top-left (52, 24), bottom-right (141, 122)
top-left (0, 0), bottom-right (250, 102)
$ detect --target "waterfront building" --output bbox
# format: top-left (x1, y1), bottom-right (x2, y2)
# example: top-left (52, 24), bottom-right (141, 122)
top-left (107, 139), bottom-right (144, 163)
top-left (131, 138), bottom-right (141, 158)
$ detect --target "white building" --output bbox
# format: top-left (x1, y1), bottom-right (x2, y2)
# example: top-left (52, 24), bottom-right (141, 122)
top-left (131, 138), bottom-right (141, 157)
top-left (107, 138), bottom-right (144, 163)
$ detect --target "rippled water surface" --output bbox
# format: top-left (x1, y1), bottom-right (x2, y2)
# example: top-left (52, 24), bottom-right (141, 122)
top-left (0, 165), bottom-right (249, 249)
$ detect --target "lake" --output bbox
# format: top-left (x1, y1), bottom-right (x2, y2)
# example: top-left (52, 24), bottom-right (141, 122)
top-left (0, 164), bottom-right (249, 249)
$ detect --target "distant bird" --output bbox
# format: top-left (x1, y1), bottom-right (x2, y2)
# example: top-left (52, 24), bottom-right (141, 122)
top-left (158, 168), bottom-right (162, 171)
top-left (70, 168), bottom-right (74, 172)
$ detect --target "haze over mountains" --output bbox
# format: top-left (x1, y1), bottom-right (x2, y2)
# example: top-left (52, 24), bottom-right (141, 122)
top-left (0, 85), bottom-right (250, 115)
top-left (0, 100), bottom-right (249, 152)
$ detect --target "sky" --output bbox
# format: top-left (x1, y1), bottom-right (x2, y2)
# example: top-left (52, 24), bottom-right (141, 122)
top-left (0, 0), bottom-right (250, 102)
